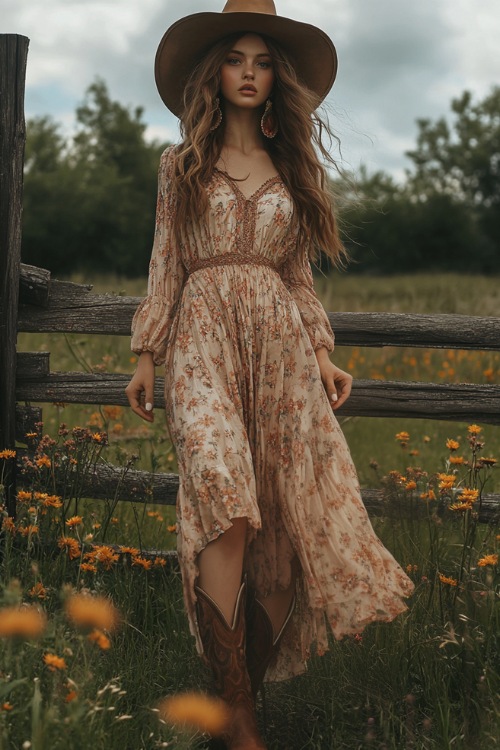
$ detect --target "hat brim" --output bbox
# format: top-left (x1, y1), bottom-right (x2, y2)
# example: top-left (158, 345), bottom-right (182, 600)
top-left (155, 11), bottom-right (337, 117)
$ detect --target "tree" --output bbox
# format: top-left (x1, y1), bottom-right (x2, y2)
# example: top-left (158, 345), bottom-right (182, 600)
top-left (22, 80), bottom-right (168, 276)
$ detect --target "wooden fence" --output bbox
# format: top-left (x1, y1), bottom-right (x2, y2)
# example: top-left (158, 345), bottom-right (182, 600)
top-left (1, 34), bottom-right (500, 528)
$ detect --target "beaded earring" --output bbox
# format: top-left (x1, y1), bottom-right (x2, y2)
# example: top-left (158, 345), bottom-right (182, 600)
top-left (210, 97), bottom-right (223, 131)
top-left (261, 99), bottom-right (278, 139)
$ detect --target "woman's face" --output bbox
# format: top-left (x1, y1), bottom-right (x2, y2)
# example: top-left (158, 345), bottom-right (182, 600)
top-left (219, 34), bottom-right (274, 110)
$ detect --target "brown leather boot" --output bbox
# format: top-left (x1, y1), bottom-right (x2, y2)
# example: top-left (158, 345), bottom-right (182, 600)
top-left (245, 592), bottom-right (295, 699)
top-left (195, 582), bottom-right (267, 750)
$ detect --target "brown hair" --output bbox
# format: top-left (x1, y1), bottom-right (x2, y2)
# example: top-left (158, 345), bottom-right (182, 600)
top-left (172, 34), bottom-right (347, 267)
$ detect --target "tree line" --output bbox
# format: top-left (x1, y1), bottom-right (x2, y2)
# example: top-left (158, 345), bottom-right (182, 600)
top-left (21, 80), bottom-right (500, 277)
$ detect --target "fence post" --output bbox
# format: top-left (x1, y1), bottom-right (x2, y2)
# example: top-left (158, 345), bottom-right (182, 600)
top-left (0, 34), bottom-right (29, 517)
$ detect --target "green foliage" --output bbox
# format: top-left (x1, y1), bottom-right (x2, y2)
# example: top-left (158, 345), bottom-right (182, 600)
top-left (22, 79), bottom-right (168, 277)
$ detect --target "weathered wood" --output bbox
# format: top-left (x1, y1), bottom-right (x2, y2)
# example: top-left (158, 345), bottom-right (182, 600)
top-left (16, 268), bottom-right (500, 351)
top-left (18, 263), bottom-right (51, 307)
top-left (15, 405), bottom-right (42, 444)
top-left (16, 352), bottom-right (50, 379)
top-left (0, 34), bottom-right (29, 516)
top-left (15, 372), bottom-right (500, 424)
top-left (15, 458), bottom-right (499, 523)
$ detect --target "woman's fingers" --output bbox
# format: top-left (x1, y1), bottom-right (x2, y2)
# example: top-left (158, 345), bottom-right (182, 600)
top-left (125, 380), bottom-right (155, 423)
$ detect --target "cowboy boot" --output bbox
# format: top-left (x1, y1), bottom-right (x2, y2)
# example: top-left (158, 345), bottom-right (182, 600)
top-left (195, 581), bottom-right (267, 750)
top-left (245, 591), bottom-right (295, 700)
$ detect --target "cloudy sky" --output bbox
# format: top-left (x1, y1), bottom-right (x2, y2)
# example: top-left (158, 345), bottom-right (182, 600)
top-left (3, 0), bottom-right (500, 179)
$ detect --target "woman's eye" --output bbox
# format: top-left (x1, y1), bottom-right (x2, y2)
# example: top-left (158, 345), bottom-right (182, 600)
top-left (258, 62), bottom-right (271, 69)
top-left (227, 57), bottom-right (241, 65)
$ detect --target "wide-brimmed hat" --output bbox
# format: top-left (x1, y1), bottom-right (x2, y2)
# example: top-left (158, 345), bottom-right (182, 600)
top-left (155, 0), bottom-right (337, 117)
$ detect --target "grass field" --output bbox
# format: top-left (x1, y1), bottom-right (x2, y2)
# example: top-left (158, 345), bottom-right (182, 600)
top-left (1, 272), bottom-right (498, 749)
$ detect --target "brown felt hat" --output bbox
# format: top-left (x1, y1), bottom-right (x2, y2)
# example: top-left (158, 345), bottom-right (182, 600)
top-left (155, 0), bottom-right (338, 117)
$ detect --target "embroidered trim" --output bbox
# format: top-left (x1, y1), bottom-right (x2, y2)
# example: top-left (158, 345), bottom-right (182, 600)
top-left (188, 253), bottom-right (280, 275)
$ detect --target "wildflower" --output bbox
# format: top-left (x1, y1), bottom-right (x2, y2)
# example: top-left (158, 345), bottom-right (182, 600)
top-left (80, 563), bottom-right (98, 573)
top-left (439, 574), bottom-right (458, 587)
top-left (423, 435), bottom-right (431, 443)
top-left (112, 423), bottom-right (124, 433)
top-left (167, 524), bottom-right (177, 533)
top-left (43, 494), bottom-right (63, 508)
top-left (17, 490), bottom-right (32, 502)
top-left (58, 536), bottom-right (81, 560)
top-left (405, 481), bottom-right (417, 491)
top-left (110, 517), bottom-right (119, 525)
top-left (88, 412), bottom-right (104, 427)
top-left (1, 516), bottom-right (16, 534)
top-left (477, 554), bottom-right (498, 567)
top-left (65, 593), bottom-right (120, 631)
top-left (2, 702), bottom-right (13, 711)
top-left (35, 455), bottom-right (51, 469)
top-left (449, 456), bottom-right (466, 465)
top-left (468, 424), bottom-right (482, 435)
top-left (154, 557), bottom-right (167, 567)
top-left (420, 490), bottom-right (436, 501)
top-left (65, 516), bottom-right (83, 528)
top-left (459, 488), bottom-right (479, 504)
top-left (446, 439), bottom-right (460, 452)
top-left (92, 522), bottom-right (102, 530)
top-left (65, 690), bottom-right (78, 703)
top-left (87, 628), bottom-right (111, 650)
top-left (157, 692), bottom-right (230, 737)
top-left (0, 449), bottom-right (16, 459)
top-left (43, 653), bottom-right (67, 672)
top-left (437, 473), bottom-right (456, 491)
top-left (103, 406), bottom-right (123, 421)
top-left (91, 432), bottom-right (106, 443)
top-left (449, 502), bottom-right (472, 513)
top-left (408, 449), bottom-right (419, 457)
top-left (395, 432), bottom-right (410, 446)
top-left (119, 546), bottom-right (140, 556)
top-left (28, 583), bottom-right (47, 600)
top-left (132, 555), bottom-right (153, 571)
top-left (478, 457), bottom-right (497, 466)
top-left (92, 545), bottom-right (119, 570)
top-left (406, 564), bottom-right (418, 573)
top-left (25, 431), bottom-right (38, 439)
top-left (0, 606), bottom-right (47, 638)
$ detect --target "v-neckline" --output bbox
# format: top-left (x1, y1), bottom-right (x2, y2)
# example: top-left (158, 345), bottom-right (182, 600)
top-left (214, 168), bottom-right (283, 203)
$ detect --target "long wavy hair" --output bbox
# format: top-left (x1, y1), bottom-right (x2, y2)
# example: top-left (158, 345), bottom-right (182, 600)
top-left (172, 33), bottom-right (347, 267)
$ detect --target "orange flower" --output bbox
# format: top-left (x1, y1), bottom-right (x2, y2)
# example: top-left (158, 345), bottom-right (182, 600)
top-left (28, 583), bottom-right (47, 599)
top-left (0, 606), bottom-right (47, 639)
top-left (467, 424), bottom-right (482, 435)
top-left (18, 525), bottom-right (39, 537)
top-left (439, 574), bottom-right (458, 587)
top-left (420, 490), bottom-right (436, 501)
top-left (65, 593), bottom-right (120, 632)
top-left (2, 702), bottom-right (13, 711)
top-left (119, 546), bottom-right (140, 556)
top-left (446, 439), bottom-right (460, 452)
top-left (80, 563), bottom-right (97, 573)
top-left (132, 555), bottom-right (153, 571)
top-left (35, 456), bottom-right (51, 468)
top-left (41, 494), bottom-right (63, 509)
top-left (154, 557), bottom-right (167, 567)
top-left (1, 516), bottom-right (16, 534)
top-left (87, 628), bottom-right (111, 650)
top-left (65, 690), bottom-right (78, 703)
top-left (477, 554), bottom-right (498, 567)
top-left (66, 516), bottom-right (83, 528)
top-left (43, 653), bottom-right (67, 671)
top-left (459, 488), bottom-right (479, 504)
top-left (449, 456), bottom-right (466, 466)
top-left (58, 536), bottom-right (81, 560)
top-left (405, 481), bottom-right (417, 491)
top-left (437, 473), bottom-right (456, 491)
top-left (91, 545), bottom-right (119, 570)
top-left (0, 449), bottom-right (16, 459)
top-left (478, 457), bottom-right (497, 467)
top-left (395, 432), bottom-right (410, 446)
top-left (157, 692), bottom-right (230, 737)
top-left (16, 490), bottom-right (32, 502)
top-left (449, 502), bottom-right (473, 513)
top-left (167, 524), bottom-right (177, 533)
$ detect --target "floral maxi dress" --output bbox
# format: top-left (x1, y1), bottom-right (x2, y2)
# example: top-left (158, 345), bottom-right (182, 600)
top-left (131, 146), bottom-right (414, 681)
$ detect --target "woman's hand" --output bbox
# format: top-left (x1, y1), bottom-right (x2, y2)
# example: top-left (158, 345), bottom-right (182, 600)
top-left (125, 351), bottom-right (156, 423)
top-left (315, 347), bottom-right (353, 411)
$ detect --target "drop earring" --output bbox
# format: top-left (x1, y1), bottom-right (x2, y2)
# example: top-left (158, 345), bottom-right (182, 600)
top-left (210, 97), bottom-right (223, 131)
top-left (261, 98), bottom-right (278, 139)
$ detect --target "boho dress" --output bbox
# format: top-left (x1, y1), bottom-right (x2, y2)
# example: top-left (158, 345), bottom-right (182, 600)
top-left (131, 146), bottom-right (414, 681)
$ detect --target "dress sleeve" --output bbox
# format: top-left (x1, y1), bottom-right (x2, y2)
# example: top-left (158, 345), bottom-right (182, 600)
top-left (131, 146), bottom-right (187, 365)
top-left (280, 241), bottom-right (335, 353)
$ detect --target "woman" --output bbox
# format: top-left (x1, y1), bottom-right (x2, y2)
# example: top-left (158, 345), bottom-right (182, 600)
top-left (126, 2), bottom-right (414, 748)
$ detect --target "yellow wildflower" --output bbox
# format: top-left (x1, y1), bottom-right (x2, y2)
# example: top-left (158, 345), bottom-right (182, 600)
top-left (459, 488), bottom-right (479, 504)
top-left (65, 593), bottom-right (120, 631)
top-left (446, 439), bottom-right (460, 452)
top-left (449, 502), bottom-right (472, 513)
top-left (28, 583), bottom-right (47, 599)
top-left (405, 481), bottom-right (417, 491)
top-left (58, 536), bottom-right (81, 560)
top-left (467, 424), bottom-right (482, 435)
top-left (87, 628), bottom-right (111, 650)
top-left (0, 449), bottom-right (16, 459)
top-left (449, 456), bottom-right (466, 465)
top-left (91, 545), bottom-right (119, 570)
top-left (423, 436), bottom-right (431, 443)
top-left (439, 574), bottom-right (458, 587)
top-left (17, 490), bottom-right (32, 502)
top-left (157, 692), bottom-right (230, 737)
top-left (395, 432), bottom-right (410, 446)
top-left (477, 554), bottom-right (498, 567)
top-left (35, 455), bottom-right (51, 468)
top-left (437, 473), bottom-right (456, 491)
top-left (80, 563), bottom-right (98, 573)
top-left (43, 494), bottom-right (63, 508)
top-left (119, 546), bottom-right (140, 556)
top-left (0, 606), bottom-right (47, 639)
top-left (132, 555), bottom-right (153, 571)
top-left (65, 516), bottom-right (83, 528)
top-left (43, 653), bottom-right (67, 672)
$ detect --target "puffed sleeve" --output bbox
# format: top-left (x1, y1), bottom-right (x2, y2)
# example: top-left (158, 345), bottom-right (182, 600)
top-left (131, 146), bottom-right (187, 365)
top-left (280, 241), bottom-right (335, 353)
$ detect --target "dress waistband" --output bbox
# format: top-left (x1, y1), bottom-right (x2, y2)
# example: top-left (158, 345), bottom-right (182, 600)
top-left (187, 253), bottom-right (280, 275)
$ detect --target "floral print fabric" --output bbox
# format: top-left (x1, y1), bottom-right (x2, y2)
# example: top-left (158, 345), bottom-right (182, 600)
top-left (132, 147), bottom-right (414, 681)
